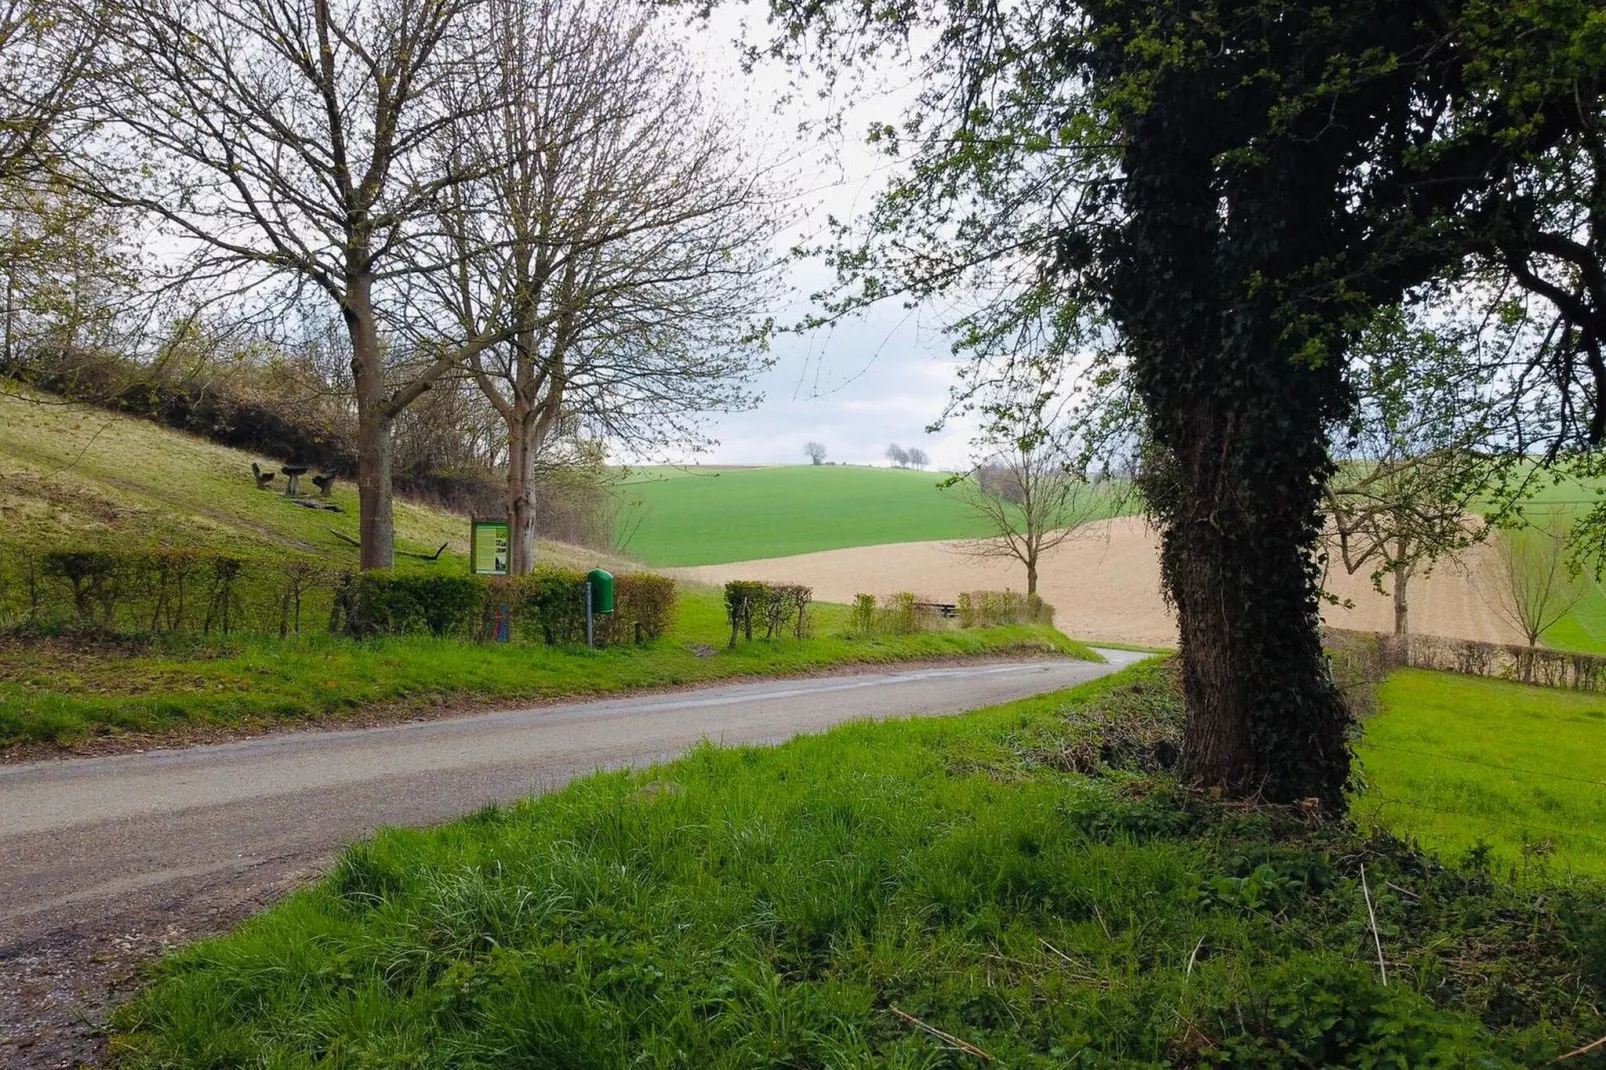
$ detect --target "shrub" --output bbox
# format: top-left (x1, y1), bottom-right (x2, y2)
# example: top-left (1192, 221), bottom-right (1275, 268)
top-left (723, 580), bottom-right (767, 648)
top-left (350, 571), bottom-right (486, 638)
top-left (850, 593), bottom-right (876, 636)
top-left (602, 573), bottom-right (677, 645)
top-left (721, 580), bottom-right (810, 646)
top-left (956, 589), bottom-right (1055, 628)
top-left (515, 568), bottom-right (590, 645)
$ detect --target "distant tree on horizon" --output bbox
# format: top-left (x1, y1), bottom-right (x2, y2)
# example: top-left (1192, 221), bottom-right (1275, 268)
top-left (906, 447), bottom-right (929, 470)
top-left (885, 443), bottom-right (909, 468)
top-left (804, 441), bottom-right (827, 465)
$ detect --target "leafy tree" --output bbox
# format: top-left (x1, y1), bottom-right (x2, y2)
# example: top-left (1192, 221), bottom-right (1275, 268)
top-left (885, 443), bottom-right (908, 468)
top-left (804, 441), bottom-right (827, 465)
top-left (763, 0), bottom-right (1606, 807)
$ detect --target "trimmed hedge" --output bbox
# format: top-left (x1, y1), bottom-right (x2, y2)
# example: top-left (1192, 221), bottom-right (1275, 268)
top-left (1, 546), bottom-right (675, 648)
top-left (349, 567), bottom-right (678, 647)
top-left (0, 546), bottom-right (334, 637)
top-left (723, 581), bottom-right (812, 647)
top-left (1325, 626), bottom-right (1606, 694)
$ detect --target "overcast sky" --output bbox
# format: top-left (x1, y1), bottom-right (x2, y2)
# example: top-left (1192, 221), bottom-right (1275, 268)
top-left (638, 13), bottom-right (985, 472)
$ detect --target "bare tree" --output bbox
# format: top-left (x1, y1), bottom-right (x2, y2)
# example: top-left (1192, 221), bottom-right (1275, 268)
top-left (0, 0), bottom-right (99, 183)
top-left (1488, 517), bottom-right (1588, 647)
top-left (950, 416), bottom-right (1110, 597)
top-left (1324, 307), bottom-right (1526, 634)
top-left (906, 446), bottom-right (929, 470)
top-left (885, 443), bottom-right (908, 468)
top-left (804, 441), bottom-right (827, 465)
top-left (70, 0), bottom-right (514, 568)
top-left (432, 0), bottom-right (777, 574)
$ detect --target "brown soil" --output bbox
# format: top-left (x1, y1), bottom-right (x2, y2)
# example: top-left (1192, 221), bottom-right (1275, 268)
top-left (669, 516), bottom-right (1526, 647)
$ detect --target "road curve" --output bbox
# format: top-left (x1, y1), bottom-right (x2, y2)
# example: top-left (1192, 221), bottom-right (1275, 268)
top-left (0, 651), bottom-right (1143, 1065)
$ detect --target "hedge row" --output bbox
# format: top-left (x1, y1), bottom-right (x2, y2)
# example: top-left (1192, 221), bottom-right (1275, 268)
top-left (0, 547), bottom-right (335, 637)
top-left (1324, 626), bottom-right (1606, 695)
top-left (722, 581), bottom-right (813, 647)
top-left (0, 546), bottom-right (675, 647)
top-left (342, 568), bottom-right (676, 647)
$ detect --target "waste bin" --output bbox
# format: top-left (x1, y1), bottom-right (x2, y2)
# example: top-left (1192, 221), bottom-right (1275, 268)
top-left (587, 569), bottom-right (614, 614)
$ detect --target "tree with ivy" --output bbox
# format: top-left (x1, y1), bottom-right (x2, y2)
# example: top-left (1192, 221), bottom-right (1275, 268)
top-left (762, 0), bottom-right (1606, 808)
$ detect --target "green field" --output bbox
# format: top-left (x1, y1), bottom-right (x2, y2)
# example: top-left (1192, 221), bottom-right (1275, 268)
top-left (1355, 669), bottom-right (1606, 880)
top-left (111, 662), bottom-right (1606, 1067)
top-left (615, 465), bottom-right (1135, 567)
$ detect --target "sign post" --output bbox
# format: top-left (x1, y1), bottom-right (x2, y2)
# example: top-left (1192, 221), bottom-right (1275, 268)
top-left (470, 519), bottom-right (510, 576)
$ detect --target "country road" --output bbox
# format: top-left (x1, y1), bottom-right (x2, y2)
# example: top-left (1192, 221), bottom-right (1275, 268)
top-left (0, 650), bottom-right (1143, 1065)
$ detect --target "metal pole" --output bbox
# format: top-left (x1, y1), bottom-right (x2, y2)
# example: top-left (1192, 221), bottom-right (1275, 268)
top-left (585, 580), bottom-right (593, 649)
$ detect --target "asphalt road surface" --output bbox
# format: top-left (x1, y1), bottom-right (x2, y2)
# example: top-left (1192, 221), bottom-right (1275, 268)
top-left (1, 650), bottom-right (1143, 1065)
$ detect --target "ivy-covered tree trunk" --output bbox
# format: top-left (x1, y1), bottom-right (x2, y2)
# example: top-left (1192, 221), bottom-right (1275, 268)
top-left (1117, 57), bottom-right (1354, 810)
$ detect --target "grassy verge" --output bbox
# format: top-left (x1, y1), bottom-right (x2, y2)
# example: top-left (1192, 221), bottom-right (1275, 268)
top-left (1353, 668), bottom-right (1606, 881)
top-left (0, 587), bottom-right (1095, 751)
top-left (112, 663), bottom-right (1605, 1067)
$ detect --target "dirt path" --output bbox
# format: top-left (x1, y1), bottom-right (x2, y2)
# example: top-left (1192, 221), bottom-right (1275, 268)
top-left (0, 653), bottom-right (1143, 1067)
top-left (670, 516), bottom-right (1526, 647)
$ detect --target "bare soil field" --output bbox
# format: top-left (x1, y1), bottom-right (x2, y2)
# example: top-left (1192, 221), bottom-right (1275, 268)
top-left (670, 516), bottom-right (1525, 647)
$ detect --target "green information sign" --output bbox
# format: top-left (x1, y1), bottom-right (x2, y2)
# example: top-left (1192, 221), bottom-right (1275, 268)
top-left (471, 519), bottom-right (510, 575)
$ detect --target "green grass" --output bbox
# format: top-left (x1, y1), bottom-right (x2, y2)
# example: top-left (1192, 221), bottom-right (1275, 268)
top-left (0, 386), bottom-right (477, 562)
top-left (111, 662), bottom-right (1606, 1067)
top-left (1354, 669), bottom-right (1606, 880)
top-left (0, 586), bottom-right (1095, 749)
top-left (615, 465), bottom-right (1134, 567)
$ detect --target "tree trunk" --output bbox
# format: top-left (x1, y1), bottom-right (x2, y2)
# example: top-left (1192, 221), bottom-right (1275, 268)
top-left (506, 407), bottom-right (538, 575)
top-left (1117, 63), bottom-right (1354, 811)
top-left (1025, 556), bottom-right (1038, 597)
top-left (1393, 565), bottom-right (1411, 636)
top-left (1162, 410), bottom-right (1352, 810)
top-left (346, 278), bottom-right (394, 571)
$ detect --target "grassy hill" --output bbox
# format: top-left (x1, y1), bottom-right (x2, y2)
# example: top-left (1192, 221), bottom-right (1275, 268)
top-left (615, 464), bottom-right (1135, 567)
top-left (0, 387), bottom-right (616, 571)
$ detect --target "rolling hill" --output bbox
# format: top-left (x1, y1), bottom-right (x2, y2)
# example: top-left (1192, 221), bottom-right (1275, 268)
top-left (614, 464), bottom-right (1136, 567)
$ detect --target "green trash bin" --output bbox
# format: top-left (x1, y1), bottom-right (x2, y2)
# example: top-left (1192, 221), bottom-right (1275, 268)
top-left (587, 569), bottom-right (615, 614)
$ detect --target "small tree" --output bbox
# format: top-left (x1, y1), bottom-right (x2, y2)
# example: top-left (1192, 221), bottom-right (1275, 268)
top-left (1324, 308), bottom-right (1515, 635)
top-left (1489, 518), bottom-right (1588, 647)
top-left (804, 441), bottom-right (827, 465)
top-left (885, 443), bottom-right (908, 468)
top-left (950, 415), bottom-right (1108, 597)
top-left (906, 446), bottom-right (929, 470)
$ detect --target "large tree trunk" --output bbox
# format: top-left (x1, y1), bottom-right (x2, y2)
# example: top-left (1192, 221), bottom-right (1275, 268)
top-left (1159, 401), bottom-right (1353, 810)
top-left (1025, 556), bottom-right (1038, 597)
top-left (1120, 66), bottom-right (1354, 811)
top-left (506, 407), bottom-right (537, 575)
top-left (346, 278), bottom-right (395, 571)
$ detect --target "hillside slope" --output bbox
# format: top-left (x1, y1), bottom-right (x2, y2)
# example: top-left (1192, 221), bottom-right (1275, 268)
top-left (0, 387), bottom-right (615, 570)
